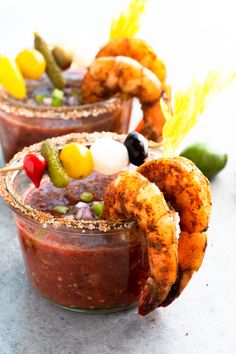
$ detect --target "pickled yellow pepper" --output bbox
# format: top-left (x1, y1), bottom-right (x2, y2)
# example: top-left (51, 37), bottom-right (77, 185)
top-left (0, 56), bottom-right (26, 99)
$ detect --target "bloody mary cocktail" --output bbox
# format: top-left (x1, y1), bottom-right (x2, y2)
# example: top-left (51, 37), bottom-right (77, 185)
top-left (0, 132), bottom-right (161, 312)
top-left (0, 74), bottom-right (132, 162)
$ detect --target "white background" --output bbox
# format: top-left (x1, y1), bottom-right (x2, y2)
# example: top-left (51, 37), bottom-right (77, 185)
top-left (1, 0), bottom-right (235, 79)
top-left (0, 1), bottom-right (236, 224)
top-left (0, 0), bottom-right (235, 148)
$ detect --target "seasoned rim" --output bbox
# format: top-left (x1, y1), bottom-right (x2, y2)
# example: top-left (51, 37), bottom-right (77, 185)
top-left (0, 80), bottom-right (129, 120)
top-left (0, 132), bottom-right (162, 232)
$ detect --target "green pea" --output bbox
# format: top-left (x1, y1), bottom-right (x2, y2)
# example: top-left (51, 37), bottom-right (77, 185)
top-left (180, 142), bottom-right (228, 180)
top-left (80, 192), bottom-right (94, 203)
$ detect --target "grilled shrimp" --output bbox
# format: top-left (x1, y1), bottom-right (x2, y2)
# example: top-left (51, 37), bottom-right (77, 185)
top-left (139, 97), bottom-right (170, 141)
top-left (81, 56), bottom-right (162, 104)
top-left (96, 37), bottom-right (167, 84)
top-left (81, 56), bottom-right (166, 142)
top-left (137, 156), bottom-right (212, 305)
top-left (103, 170), bottom-right (178, 316)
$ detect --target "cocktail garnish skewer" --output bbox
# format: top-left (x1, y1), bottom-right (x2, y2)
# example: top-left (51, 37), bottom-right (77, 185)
top-left (0, 165), bottom-right (24, 173)
top-left (0, 139), bottom-right (162, 175)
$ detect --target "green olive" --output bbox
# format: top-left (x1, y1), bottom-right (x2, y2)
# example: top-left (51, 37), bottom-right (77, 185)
top-left (52, 46), bottom-right (73, 71)
top-left (180, 142), bottom-right (228, 180)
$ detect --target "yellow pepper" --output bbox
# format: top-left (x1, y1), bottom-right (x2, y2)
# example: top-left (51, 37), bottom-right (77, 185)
top-left (60, 143), bottom-right (94, 180)
top-left (0, 56), bottom-right (26, 99)
top-left (16, 49), bottom-right (46, 80)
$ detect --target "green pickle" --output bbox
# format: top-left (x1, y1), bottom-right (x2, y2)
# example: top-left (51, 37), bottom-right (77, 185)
top-left (180, 142), bottom-right (228, 179)
top-left (34, 32), bottom-right (65, 89)
top-left (41, 140), bottom-right (69, 188)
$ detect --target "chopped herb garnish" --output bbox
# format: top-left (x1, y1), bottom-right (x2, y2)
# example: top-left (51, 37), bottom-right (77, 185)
top-left (52, 88), bottom-right (64, 100)
top-left (51, 97), bottom-right (62, 107)
top-left (53, 205), bottom-right (69, 214)
top-left (80, 192), bottom-right (94, 203)
top-left (35, 93), bottom-right (46, 103)
top-left (92, 202), bottom-right (104, 218)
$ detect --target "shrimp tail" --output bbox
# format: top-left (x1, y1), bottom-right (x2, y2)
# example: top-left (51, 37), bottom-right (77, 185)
top-left (138, 157), bottom-right (211, 307)
top-left (138, 277), bottom-right (166, 316)
top-left (161, 231), bottom-right (207, 306)
top-left (103, 170), bottom-right (178, 316)
top-left (140, 98), bottom-right (168, 142)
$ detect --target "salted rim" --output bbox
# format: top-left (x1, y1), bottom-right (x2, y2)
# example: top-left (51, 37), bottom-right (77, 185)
top-left (0, 77), bottom-right (129, 120)
top-left (0, 131), bottom-right (162, 232)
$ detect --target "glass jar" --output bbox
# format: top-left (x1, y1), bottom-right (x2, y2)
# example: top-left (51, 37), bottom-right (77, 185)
top-left (0, 132), bottom-right (161, 313)
top-left (0, 74), bottom-right (132, 162)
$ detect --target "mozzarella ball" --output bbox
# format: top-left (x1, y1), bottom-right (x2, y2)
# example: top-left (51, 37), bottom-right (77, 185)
top-left (90, 137), bottom-right (129, 175)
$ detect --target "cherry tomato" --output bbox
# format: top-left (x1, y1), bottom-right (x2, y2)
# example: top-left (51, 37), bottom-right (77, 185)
top-left (23, 153), bottom-right (47, 188)
top-left (16, 49), bottom-right (46, 80)
top-left (60, 143), bottom-right (93, 179)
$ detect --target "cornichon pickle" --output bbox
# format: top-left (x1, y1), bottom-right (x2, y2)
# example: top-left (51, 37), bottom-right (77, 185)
top-left (41, 140), bottom-right (69, 188)
top-left (34, 32), bottom-right (65, 89)
top-left (180, 142), bottom-right (228, 180)
top-left (52, 45), bottom-right (73, 71)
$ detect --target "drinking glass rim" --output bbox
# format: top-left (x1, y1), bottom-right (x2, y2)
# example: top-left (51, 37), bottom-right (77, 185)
top-left (0, 87), bottom-right (128, 120)
top-left (0, 131), bottom-right (161, 232)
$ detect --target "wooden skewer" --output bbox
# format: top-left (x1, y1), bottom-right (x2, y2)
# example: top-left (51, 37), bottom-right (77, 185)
top-left (0, 165), bottom-right (24, 174)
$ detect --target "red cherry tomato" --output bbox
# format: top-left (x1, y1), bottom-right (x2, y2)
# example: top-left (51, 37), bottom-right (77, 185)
top-left (23, 153), bottom-right (46, 188)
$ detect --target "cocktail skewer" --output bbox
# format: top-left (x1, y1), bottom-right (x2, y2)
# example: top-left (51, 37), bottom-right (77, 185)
top-left (0, 138), bottom-right (162, 176)
top-left (0, 165), bottom-right (24, 173)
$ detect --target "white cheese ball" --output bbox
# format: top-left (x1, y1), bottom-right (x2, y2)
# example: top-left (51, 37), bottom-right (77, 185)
top-left (90, 137), bottom-right (129, 175)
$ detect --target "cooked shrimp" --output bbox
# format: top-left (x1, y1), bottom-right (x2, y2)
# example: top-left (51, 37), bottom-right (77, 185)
top-left (81, 56), bottom-right (162, 103)
top-left (96, 38), bottom-right (167, 84)
top-left (102, 170), bottom-right (178, 316)
top-left (81, 56), bottom-right (165, 142)
top-left (137, 156), bottom-right (212, 305)
top-left (140, 97), bottom-right (170, 141)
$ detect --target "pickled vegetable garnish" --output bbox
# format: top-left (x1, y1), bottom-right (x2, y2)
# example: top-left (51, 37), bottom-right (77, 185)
top-left (16, 49), bottom-right (46, 80)
top-left (52, 45), bottom-right (73, 71)
top-left (60, 142), bottom-right (93, 180)
top-left (41, 139), bottom-right (69, 188)
top-left (34, 32), bottom-right (65, 89)
top-left (0, 57), bottom-right (26, 99)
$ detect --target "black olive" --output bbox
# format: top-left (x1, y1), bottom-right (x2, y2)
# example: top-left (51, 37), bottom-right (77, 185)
top-left (124, 131), bottom-right (148, 166)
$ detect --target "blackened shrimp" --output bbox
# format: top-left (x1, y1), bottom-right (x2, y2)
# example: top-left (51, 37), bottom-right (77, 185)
top-left (102, 170), bottom-right (178, 316)
top-left (81, 56), bottom-right (165, 142)
top-left (137, 156), bottom-right (212, 305)
top-left (96, 37), bottom-right (167, 84)
top-left (81, 56), bottom-right (162, 104)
